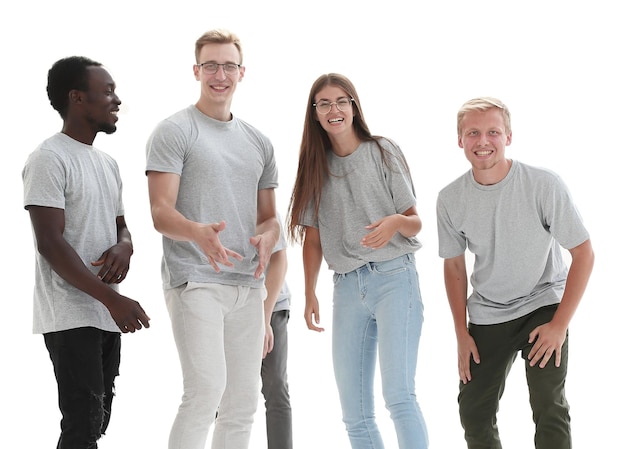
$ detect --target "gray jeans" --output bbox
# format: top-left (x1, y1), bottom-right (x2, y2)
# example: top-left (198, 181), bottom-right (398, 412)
top-left (261, 310), bottom-right (292, 449)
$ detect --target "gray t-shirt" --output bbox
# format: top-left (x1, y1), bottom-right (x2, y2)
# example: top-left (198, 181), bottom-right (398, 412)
top-left (273, 279), bottom-right (291, 313)
top-left (271, 217), bottom-right (290, 312)
top-left (300, 138), bottom-right (421, 274)
top-left (146, 105), bottom-right (278, 289)
top-left (22, 133), bottom-right (123, 334)
top-left (436, 160), bottom-right (589, 325)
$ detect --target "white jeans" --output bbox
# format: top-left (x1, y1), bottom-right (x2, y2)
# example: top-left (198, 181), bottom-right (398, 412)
top-left (165, 282), bottom-right (266, 449)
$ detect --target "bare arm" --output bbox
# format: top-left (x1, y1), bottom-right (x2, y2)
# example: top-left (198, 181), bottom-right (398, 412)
top-left (263, 248), bottom-right (288, 357)
top-left (147, 171), bottom-right (243, 272)
top-left (528, 239), bottom-right (594, 367)
top-left (249, 188), bottom-right (280, 279)
top-left (28, 206), bottom-right (150, 333)
top-left (303, 226), bottom-right (324, 332)
top-left (361, 206), bottom-right (422, 249)
top-left (444, 254), bottom-right (479, 383)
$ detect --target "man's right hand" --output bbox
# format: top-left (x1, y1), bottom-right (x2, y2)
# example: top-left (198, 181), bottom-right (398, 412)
top-left (195, 220), bottom-right (243, 272)
top-left (457, 331), bottom-right (480, 384)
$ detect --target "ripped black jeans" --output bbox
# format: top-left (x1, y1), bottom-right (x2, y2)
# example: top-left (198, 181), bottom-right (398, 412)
top-left (44, 327), bottom-right (121, 449)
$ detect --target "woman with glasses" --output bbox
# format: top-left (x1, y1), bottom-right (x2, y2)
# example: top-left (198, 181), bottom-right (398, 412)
top-left (287, 73), bottom-right (429, 449)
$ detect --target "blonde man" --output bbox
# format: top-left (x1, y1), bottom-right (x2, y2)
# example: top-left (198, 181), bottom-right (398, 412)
top-left (437, 97), bottom-right (594, 449)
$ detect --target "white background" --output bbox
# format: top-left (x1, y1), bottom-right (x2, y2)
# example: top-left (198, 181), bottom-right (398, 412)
top-left (2, 1), bottom-right (623, 448)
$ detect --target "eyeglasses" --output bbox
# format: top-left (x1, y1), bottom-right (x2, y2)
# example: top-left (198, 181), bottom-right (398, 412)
top-left (197, 62), bottom-right (241, 75)
top-left (313, 97), bottom-right (354, 114)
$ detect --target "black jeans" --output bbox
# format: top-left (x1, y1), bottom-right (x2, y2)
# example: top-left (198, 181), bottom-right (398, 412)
top-left (44, 327), bottom-right (121, 449)
top-left (459, 305), bottom-right (570, 449)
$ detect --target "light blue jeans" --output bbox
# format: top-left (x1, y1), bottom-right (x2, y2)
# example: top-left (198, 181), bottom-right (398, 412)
top-left (165, 282), bottom-right (265, 449)
top-left (332, 253), bottom-right (428, 449)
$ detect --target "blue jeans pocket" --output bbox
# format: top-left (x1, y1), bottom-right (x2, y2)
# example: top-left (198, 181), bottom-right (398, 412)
top-left (371, 255), bottom-right (410, 276)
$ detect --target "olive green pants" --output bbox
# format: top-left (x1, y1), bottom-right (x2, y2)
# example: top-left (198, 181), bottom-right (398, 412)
top-left (459, 304), bottom-right (571, 449)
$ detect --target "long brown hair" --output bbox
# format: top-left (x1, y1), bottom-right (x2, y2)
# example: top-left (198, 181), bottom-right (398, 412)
top-left (287, 73), bottom-right (408, 244)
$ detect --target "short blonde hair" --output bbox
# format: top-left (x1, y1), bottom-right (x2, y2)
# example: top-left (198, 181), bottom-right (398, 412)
top-left (457, 97), bottom-right (511, 135)
top-left (194, 29), bottom-right (243, 63)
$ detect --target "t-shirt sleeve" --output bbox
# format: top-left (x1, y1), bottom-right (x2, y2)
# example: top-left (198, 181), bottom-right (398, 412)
top-left (258, 138), bottom-right (278, 191)
top-left (23, 149), bottom-right (66, 210)
top-left (383, 140), bottom-right (417, 214)
top-left (145, 119), bottom-right (188, 175)
top-left (436, 193), bottom-right (467, 259)
top-left (116, 165), bottom-right (125, 217)
top-left (542, 174), bottom-right (590, 250)
top-left (299, 200), bottom-right (318, 228)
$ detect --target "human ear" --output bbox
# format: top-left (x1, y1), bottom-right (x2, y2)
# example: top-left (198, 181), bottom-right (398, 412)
top-left (68, 89), bottom-right (83, 105)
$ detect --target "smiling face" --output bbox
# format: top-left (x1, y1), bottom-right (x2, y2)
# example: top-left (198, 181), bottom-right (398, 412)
top-left (313, 84), bottom-right (357, 143)
top-left (81, 66), bottom-right (121, 135)
top-left (194, 42), bottom-right (244, 120)
top-left (458, 107), bottom-right (512, 184)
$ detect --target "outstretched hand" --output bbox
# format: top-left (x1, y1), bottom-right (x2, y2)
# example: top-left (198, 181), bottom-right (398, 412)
top-left (197, 220), bottom-right (243, 272)
top-left (250, 233), bottom-right (274, 279)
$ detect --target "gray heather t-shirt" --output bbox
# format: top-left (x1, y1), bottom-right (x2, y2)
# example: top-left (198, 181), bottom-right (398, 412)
top-left (300, 138), bottom-right (421, 274)
top-left (436, 160), bottom-right (589, 325)
top-left (271, 216), bottom-right (290, 312)
top-left (22, 133), bottom-right (123, 334)
top-left (146, 106), bottom-right (278, 289)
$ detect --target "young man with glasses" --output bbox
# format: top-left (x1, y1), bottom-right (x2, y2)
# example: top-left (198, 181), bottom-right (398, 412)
top-left (146, 29), bottom-right (279, 449)
top-left (23, 56), bottom-right (151, 448)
